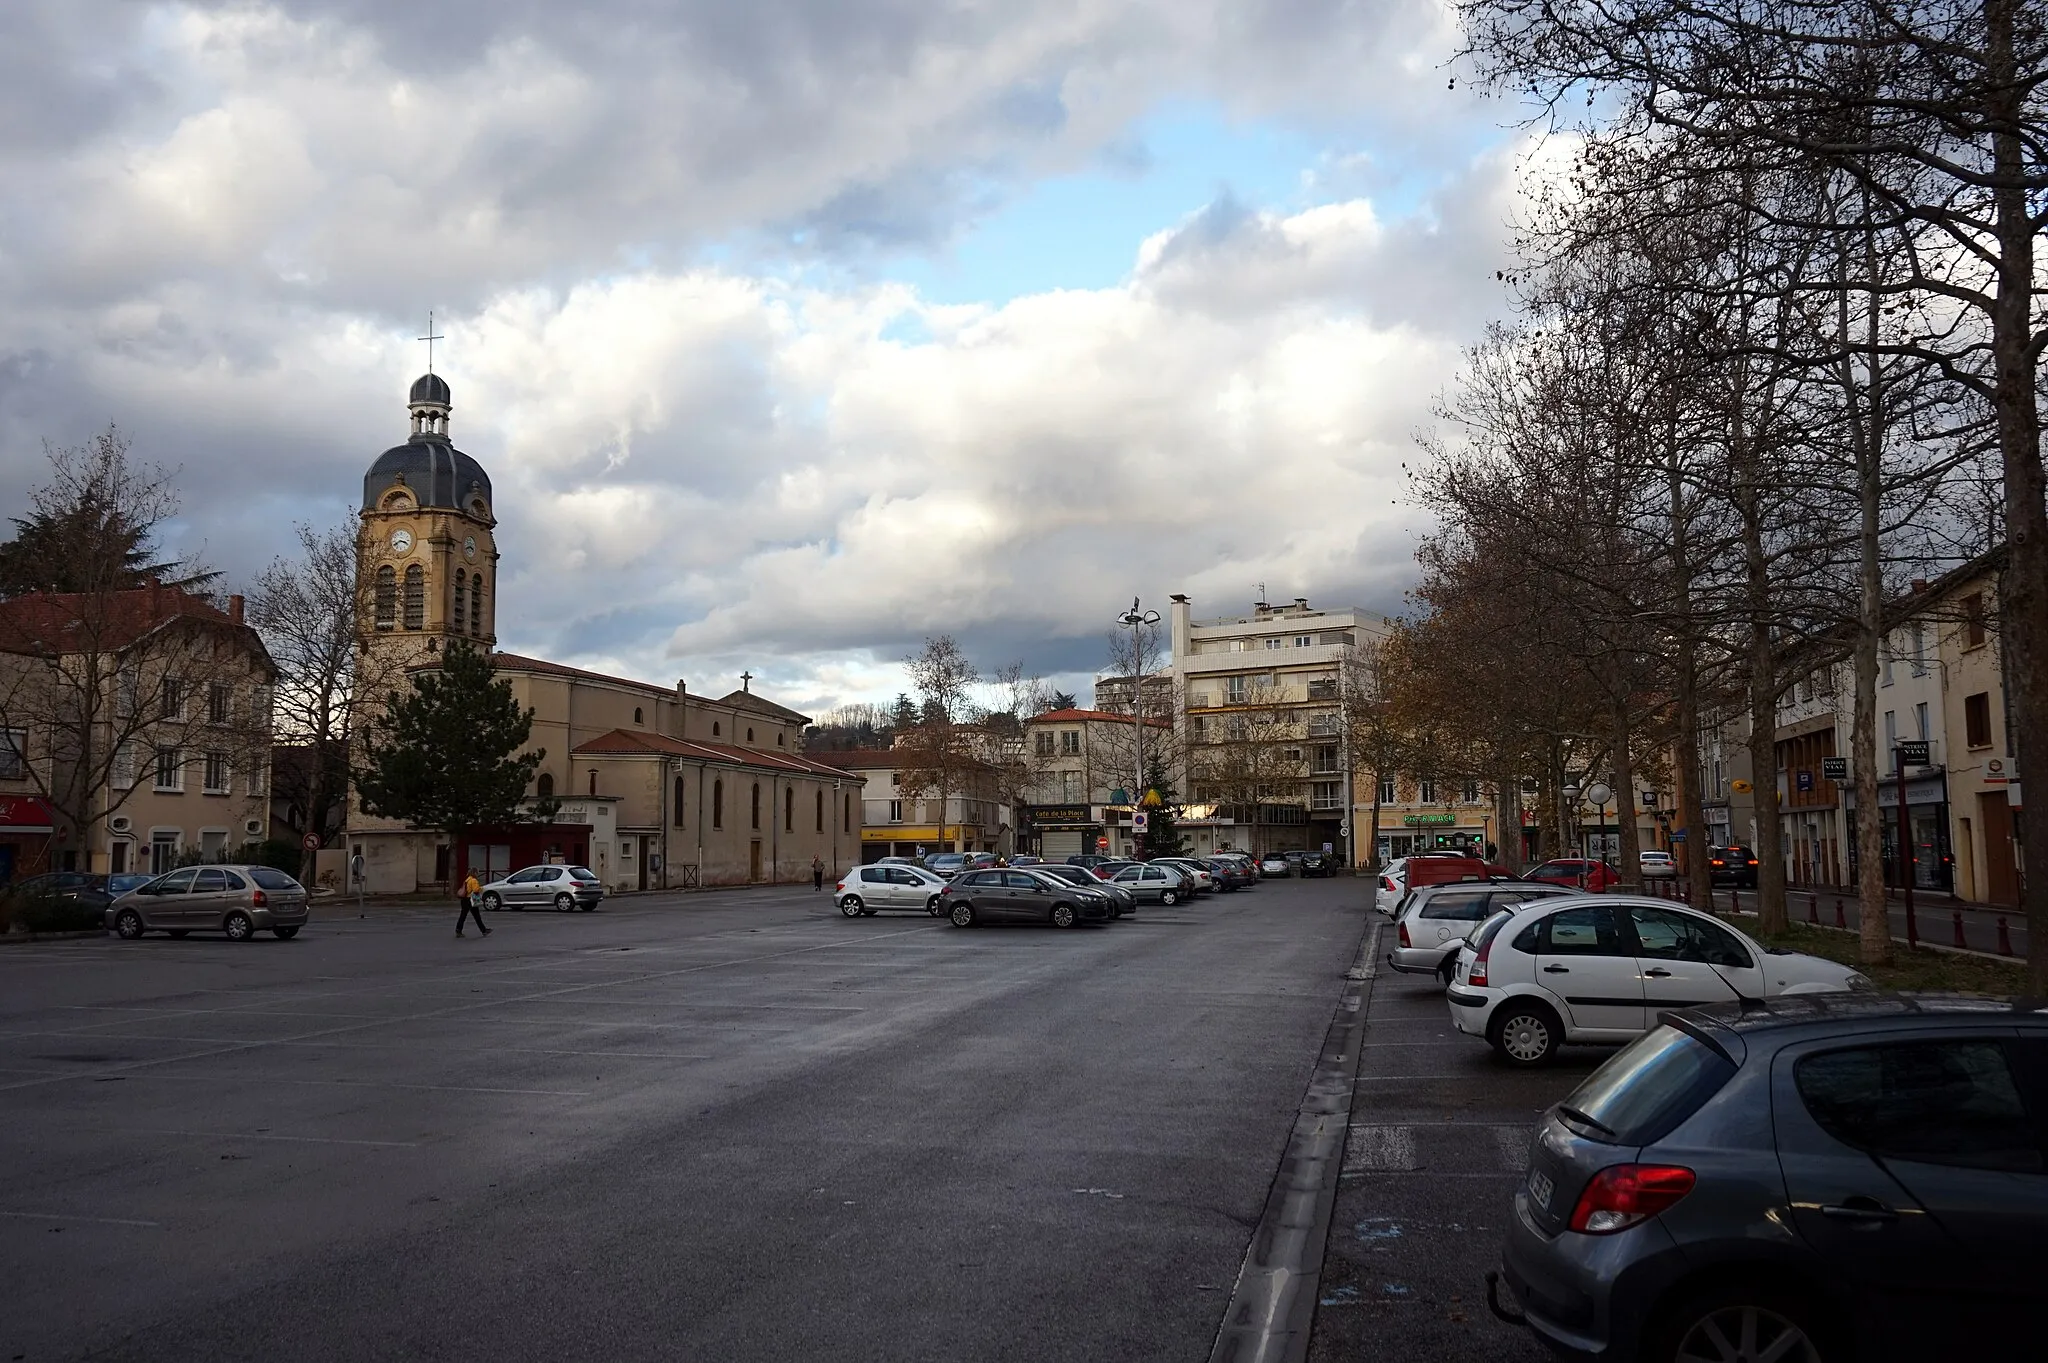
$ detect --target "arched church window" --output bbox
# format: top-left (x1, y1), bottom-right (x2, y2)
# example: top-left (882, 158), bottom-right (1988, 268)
top-left (402, 564), bottom-right (425, 630)
top-left (746, 727), bottom-right (754, 743)
top-left (751, 783), bottom-right (761, 829)
top-left (712, 722), bottom-right (720, 736)
top-left (470, 575), bottom-right (484, 635)
top-left (814, 789), bottom-right (823, 832)
top-left (713, 780), bottom-right (723, 829)
top-left (784, 787), bottom-right (793, 831)
top-left (454, 570), bottom-right (467, 634)
top-left (537, 772), bottom-right (555, 799)
top-left (374, 566), bottom-right (396, 631)
top-left (843, 793), bottom-right (851, 833)
top-left (673, 776), bottom-right (686, 826)
top-left (634, 707), bottom-right (643, 725)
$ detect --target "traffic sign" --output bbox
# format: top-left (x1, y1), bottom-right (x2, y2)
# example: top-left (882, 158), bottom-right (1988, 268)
top-left (1132, 812), bottom-right (1149, 832)
top-left (301, 833), bottom-right (320, 851)
top-left (1095, 836), bottom-right (1109, 851)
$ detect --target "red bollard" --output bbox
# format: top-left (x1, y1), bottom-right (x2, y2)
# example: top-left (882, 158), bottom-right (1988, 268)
top-left (1834, 898), bottom-right (1846, 929)
top-left (1997, 916), bottom-right (2014, 957)
top-left (1953, 910), bottom-right (1967, 949)
top-left (1807, 893), bottom-right (1819, 924)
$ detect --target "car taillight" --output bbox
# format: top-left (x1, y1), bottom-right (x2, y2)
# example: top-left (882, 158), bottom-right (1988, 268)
top-left (251, 889), bottom-right (268, 908)
top-left (835, 882), bottom-right (845, 893)
top-left (1568, 1164), bottom-right (1696, 1234)
top-left (940, 885), bottom-right (953, 895)
top-left (1380, 877), bottom-right (1395, 893)
top-left (1469, 934), bottom-right (1493, 987)
top-left (1397, 922), bottom-right (1411, 948)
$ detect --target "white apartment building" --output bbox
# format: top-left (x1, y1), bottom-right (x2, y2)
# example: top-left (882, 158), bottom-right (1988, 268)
top-left (1169, 595), bottom-right (1390, 861)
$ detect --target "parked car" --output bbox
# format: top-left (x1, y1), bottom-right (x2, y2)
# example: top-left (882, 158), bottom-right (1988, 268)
top-left (478, 865), bottom-right (604, 911)
top-left (1446, 895), bottom-right (1869, 1066)
top-left (1283, 849), bottom-right (1333, 878)
top-left (1638, 850), bottom-right (1678, 878)
top-left (1204, 856), bottom-right (1255, 891)
top-left (1152, 858), bottom-right (1216, 894)
top-left (922, 853), bottom-right (969, 879)
top-left (107, 865), bottom-right (311, 941)
top-left (835, 862), bottom-right (949, 917)
top-left (1374, 858), bottom-right (1411, 912)
top-left (1007, 855), bottom-right (1042, 867)
top-left (1491, 996), bottom-right (2048, 1363)
top-left (1066, 854), bottom-right (1114, 871)
top-left (961, 852), bottom-right (1000, 872)
top-left (1259, 854), bottom-right (1293, 878)
top-left (1089, 859), bottom-right (1142, 881)
top-left (3, 871), bottom-right (116, 914)
top-left (1387, 881), bottom-right (1577, 985)
top-left (1525, 858), bottom-right (1622, 892)
top-left (1105, 861), bottom-right (1193, 905)
top-left (1032, 863), bottom-right (1135, 917)
top-left (106, 872), bottom-right (154, 897)
top-left (941, 868), bottom-right (1116, 928)
top-left (1708, 844), bottom-right (1760, 888)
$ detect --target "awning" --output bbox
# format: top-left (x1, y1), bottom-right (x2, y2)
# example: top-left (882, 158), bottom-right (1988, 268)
top-left (0, 795), bottom-right (55, 834)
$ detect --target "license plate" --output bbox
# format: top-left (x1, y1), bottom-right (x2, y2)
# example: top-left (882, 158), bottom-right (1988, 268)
top-left (1528, 1169), bottom-right (1554, 1210)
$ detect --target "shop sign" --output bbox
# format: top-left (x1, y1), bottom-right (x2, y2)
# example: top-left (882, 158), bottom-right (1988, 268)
top-left (0, 795), bottom-right (55, 832)
top-left (1896, 739), bottom-right (1930, 767)
top-left (1403, 813), bottom-right (1456, 826)
top-left (1822, 757), bottom-right (1848, 782)
top-left (1024, 804), bottom-right (1091, 826)
top-left (1796, 770), bottom-right (1814, 792)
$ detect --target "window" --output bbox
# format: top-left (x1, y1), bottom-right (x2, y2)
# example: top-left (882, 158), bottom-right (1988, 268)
top-left (1537, 905), bottom-right (1626, 955)
top-left (1883, 710), bottom-right (1897, 768)
top-left (402, 563), bottom-right (425, 630)
top-left (208, 683), bottom-right (230, 725)
top-left (1796, 1041), bottom-right (2039, 1172)
top-left (454, 570), bottom-right (467, 634)
top-left (785, 786), bottom-right (794, 831)
top-left (1378, 777), bottom-right (1395, 805)
top-left (712, 780), bottom-right (724, 828)
top-left (1034, 732), bottom-right (1054, 756)
top-left (375, 565), bottom-right (396, 630)
top-left (1061, 730), bottom-right (1080, 755)
top-left (1881, 646), bottom-right (1894, 686)
top-left (751, 783), bottom-right (761, 829)
top-left (1908, 623), bottom-right (1927, 676)
top-left (1189, 716), bottom-right (1206, 740)
top-left (777, 732), bottom-right (785, 746)
top-left (1966, 692), bottom-right (1993, 749)
top-left (1264, 638), bottom-right (1283, 650)
top-left (1419, 778), bottom-right (1436, 803)
top-left (1628, 907), bottom-right (1752, 967)
top-left (1418, 890), bottom-right (1493, 921)
top-left (111, 743), bottom-right (135, 790)
top-left (1964, 592), bottom-right (1987, 648)
top-left (153, 747), bottom-right (183, 792)
top-left (1462, 779), bottom-right (1479, 804)
top-left (1311, 781), bottom-right (1343, 810)
top-left (1225, 676), bottom-right (1247, 704)
top-left (471, 575), bottom-right (484, 635)
top-left (713, 722), bottom-right (720, 736)
top-left (0, 727), bottom-right (23, 781)
top-left (149, 831), bottom-right (180, 874)
top-left (674, 776), bottom-right (686, 825)
top-left (160, 677), bottom-right (185, 721)
top-left (1914, 702), bottom-right (1929, 742)
top-left (1307, 676), bottom-right (1337, 701)
top-left (538, 772), bottom-right (555, 799)
top-left (634, 707), bottom-right (643, 726)
top-left (747, 728), bottom-right (755, 743)
top-left (1225, 716), bottom-right (1247, 741)
top-left (1312, 745), bottom-right (1340, 774)
top-left (203, 751), bottom-right (230, 794)
top-left (815, 789), bottom-right (824, 832)
top-left (844, 794), bottom-right (851, 832)
top-left (1294, 635), bottom-right (1312, 647)
top-left (247, 761), bottom-right (265, 797)
top-left (889, 800), bottom-right (903, 823)
top-left (251, 686), bottom-right (272, 732)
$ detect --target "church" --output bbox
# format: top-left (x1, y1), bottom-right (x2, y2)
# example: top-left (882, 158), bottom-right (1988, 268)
top-left (345, 369), bottom-right (864, 895)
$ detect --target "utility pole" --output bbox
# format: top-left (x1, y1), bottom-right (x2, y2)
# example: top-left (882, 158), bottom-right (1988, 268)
top-left (1117, 598), bottom-right (1161, 856)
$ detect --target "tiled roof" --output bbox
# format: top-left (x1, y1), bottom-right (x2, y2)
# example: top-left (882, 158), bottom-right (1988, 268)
top-left (717, 689), bottom-right (813, 725)
top-left (0, 587), bottom-right (260, 660)
top-left (492, 653), bottom-right (677, 698)
top-left (572, 728), bottom-right (861, 780)
top-left (808, 746), bottom-right (998, 773)
top-left (1029, 707), bottom-right (1169, 728)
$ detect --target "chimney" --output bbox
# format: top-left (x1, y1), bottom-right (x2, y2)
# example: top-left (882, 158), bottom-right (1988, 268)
top-left (676, 679), bottom-right (688, 700)
top-left (1294, 597), bottom-right (1309, 609)
top-left (1169, 593), bottom-right (1188, 604)
top-left (229, 594), bottom-right (245, 624)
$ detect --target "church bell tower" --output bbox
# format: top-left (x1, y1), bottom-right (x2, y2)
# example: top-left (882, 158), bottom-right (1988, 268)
top-left (358, 368), bottom-right (499, 671)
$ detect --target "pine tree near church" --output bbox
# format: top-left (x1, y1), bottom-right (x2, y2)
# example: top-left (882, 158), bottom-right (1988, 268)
top-left (1138, 759), bottom-right (1189, 858)
top-left (354, 645), bottom-right (545, 877)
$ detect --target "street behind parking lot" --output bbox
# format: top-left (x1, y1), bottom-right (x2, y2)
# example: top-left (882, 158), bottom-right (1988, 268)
top-left (1, 878), bottom-right (1363, 1363)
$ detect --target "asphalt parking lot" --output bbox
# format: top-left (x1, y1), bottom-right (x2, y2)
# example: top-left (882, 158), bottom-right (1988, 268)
top-left (1, 876), bottom-right (1371, 1363)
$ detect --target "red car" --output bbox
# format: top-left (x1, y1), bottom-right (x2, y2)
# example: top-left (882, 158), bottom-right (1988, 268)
top-left (1524, 858), bottom-right (1621, 891)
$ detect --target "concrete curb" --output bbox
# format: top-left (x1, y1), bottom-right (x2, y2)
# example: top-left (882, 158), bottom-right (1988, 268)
top-left (1209, 918), bottom-right (1382, 1363)
top-left (0, 929), bottom-right (108, 945)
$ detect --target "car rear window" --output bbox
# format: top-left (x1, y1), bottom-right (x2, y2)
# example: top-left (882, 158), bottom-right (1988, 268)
top-left (570, 866), bottom-right (597, 879)
top-left (247, 867), bottom-right (303, 891)
top-left (1418, 892), bottom-right (1492, 921)
top-left (1470, 911), bottom-right (1514, 954)
top-left (1559, 1025), bottom-right (1739, 1145)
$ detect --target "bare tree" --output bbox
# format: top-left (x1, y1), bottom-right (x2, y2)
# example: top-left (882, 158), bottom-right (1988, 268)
top-left (895, 636), bottom-right (980, 853)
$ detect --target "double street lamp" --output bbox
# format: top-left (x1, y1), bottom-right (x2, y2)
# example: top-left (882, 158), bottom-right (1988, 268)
top-left (1117, 598), bottom-right (1161, 854)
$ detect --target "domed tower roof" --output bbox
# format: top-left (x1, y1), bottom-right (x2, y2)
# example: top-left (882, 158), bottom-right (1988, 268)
top-left (362, 373), bottom-right (492, 513)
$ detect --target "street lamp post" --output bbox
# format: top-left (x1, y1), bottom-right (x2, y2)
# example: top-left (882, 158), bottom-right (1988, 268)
top-left (1561, 782), bottom-right (1581, 873)
top-left (1117, 598), bottom-right (1162, 856)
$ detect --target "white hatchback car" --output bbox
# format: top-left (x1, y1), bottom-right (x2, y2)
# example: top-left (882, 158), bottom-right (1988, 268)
top-left (1445, 895), bottom-right (1870, 1066)
top-left (835, 863), bottom-right (950, 916)
top-left (1373, 858), bottom-right (1409, 914)
top-left (1638, 850), bottom-right (1678, 878)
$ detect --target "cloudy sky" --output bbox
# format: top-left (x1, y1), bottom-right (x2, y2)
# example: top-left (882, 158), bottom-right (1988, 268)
top-left (0, 0), bottom-right (1527, 715)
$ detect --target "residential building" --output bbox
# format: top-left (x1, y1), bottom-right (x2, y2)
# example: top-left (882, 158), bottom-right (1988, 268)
top-left (1018, 706), bottom-right (1170, 858)
top-left (0, 585), bottom-right (275, 881)
top-left (1938, 559), bottom-right (2018, 905)
top-left (1169, 594), bottom-right (1389, 860)
top-left (1092, 672), bottom-right (1174, 719)
top-left (812, 748), bottom-right (1008, 862)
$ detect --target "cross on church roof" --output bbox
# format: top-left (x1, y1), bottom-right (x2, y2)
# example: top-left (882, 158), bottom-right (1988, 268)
top-left (419, 311), bottom-right (445, 373)
top-left (739, 670), bottom-right (754, 692)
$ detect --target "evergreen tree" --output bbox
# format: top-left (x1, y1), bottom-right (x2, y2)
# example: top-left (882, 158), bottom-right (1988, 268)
top-left (354, 645), bottom-right (545, 875)
top-left (1047, 690), bottom-right (1077, 711)
top-left (1139, 758), bottom-right (1190, 858)
top-left (0, 429), bottom-right (216, 598)
top-left (890, 693), bottom-right (919, 732)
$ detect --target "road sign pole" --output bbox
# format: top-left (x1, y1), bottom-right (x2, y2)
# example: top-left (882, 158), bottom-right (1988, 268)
top-left (1894, 745), bottom-right (1917, 947)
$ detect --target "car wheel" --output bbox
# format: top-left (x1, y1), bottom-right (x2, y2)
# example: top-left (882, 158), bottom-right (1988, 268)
top-left (223, 911), bottom-right (255, 942)
top-left (114, 909), bottom-right (145, 940)
top-left (1050, 903), bottom-right (1077, 928)
top-left (1161, 889), bottom-right (1179, 906)
top-left (1652, 1284), bottom-right (1834, 1363)
top-left (274, 926), bottom-right (300, 940)
top-left (926, 894), bottom-right (944, 916)
top-left (1489, 1002), bottom-right (1559, 1067)
top-left (949, 901), bottom-right (976, 927)
top-left (555, 892), bottom-right (574, 912)
top-left (1438, 957), bottom-right (1457, 988)
top-left (840, 895), bottom-right (864, 918)
top-left (482, 892), bottom-right (502, 911)
top-left (168, 930), bottom-right (189, 939)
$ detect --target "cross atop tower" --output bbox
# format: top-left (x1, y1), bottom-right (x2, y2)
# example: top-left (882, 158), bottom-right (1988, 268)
top-left (419, 311), bottom-right (445, 373)
top-left (740, 670), bottom-right (754, 692)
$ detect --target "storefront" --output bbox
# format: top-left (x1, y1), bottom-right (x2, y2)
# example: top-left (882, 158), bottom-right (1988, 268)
top-left (1844, 772), bottom-right (1952, 892)
top-left (1380, 812), bottom-right (1487, 862)
top-left (0, 795), bottom-right (55, 887)
top-left (859, 825), bottom-right (986, 862)
top-left (1021, 804), bottom-right (1096, 859)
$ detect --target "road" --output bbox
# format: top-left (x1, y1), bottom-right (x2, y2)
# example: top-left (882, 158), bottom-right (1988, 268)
top-left (0, 878), bottom-right (1366, 1363)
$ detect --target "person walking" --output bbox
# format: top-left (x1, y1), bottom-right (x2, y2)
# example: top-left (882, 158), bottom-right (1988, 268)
top-left (811, 856), bottom-right (825, 892)
top-left (456, 868), bottom-right (490, 937)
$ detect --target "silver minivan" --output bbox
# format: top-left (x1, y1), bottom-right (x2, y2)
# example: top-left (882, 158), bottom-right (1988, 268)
top-left (107, 865), bottom-right (311, 941)
top-left (836, 863), bottom-right (949, 916)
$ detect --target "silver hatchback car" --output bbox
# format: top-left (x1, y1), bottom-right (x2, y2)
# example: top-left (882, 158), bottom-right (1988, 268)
top-left (479, 865), bottom-right (604, 912)
top-left (107, 865), bottom-right (311, 941)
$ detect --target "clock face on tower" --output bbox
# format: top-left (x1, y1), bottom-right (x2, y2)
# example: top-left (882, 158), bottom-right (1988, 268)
top-left (464, 536), bottom-right (477, 560)
top-left (389, 529), bottom-right (413, 554)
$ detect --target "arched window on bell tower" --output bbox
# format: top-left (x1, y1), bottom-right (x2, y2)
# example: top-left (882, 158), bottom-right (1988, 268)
top-left (471, 574), bottom-right (485, 636)
top-left (454, 570), bottom-right (468, 635)
top-left (403, 564), bottom-right (425, 631)
top-left (375, 566), bottom-right (396, 631)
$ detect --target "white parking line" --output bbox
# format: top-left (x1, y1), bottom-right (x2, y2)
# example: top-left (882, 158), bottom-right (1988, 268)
top-left (0, 1210), bottom-right (160, 1228)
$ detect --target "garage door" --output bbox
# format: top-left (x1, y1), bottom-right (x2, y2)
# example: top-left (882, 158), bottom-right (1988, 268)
top-left (1040, 830), bottom-right (1084, 858)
